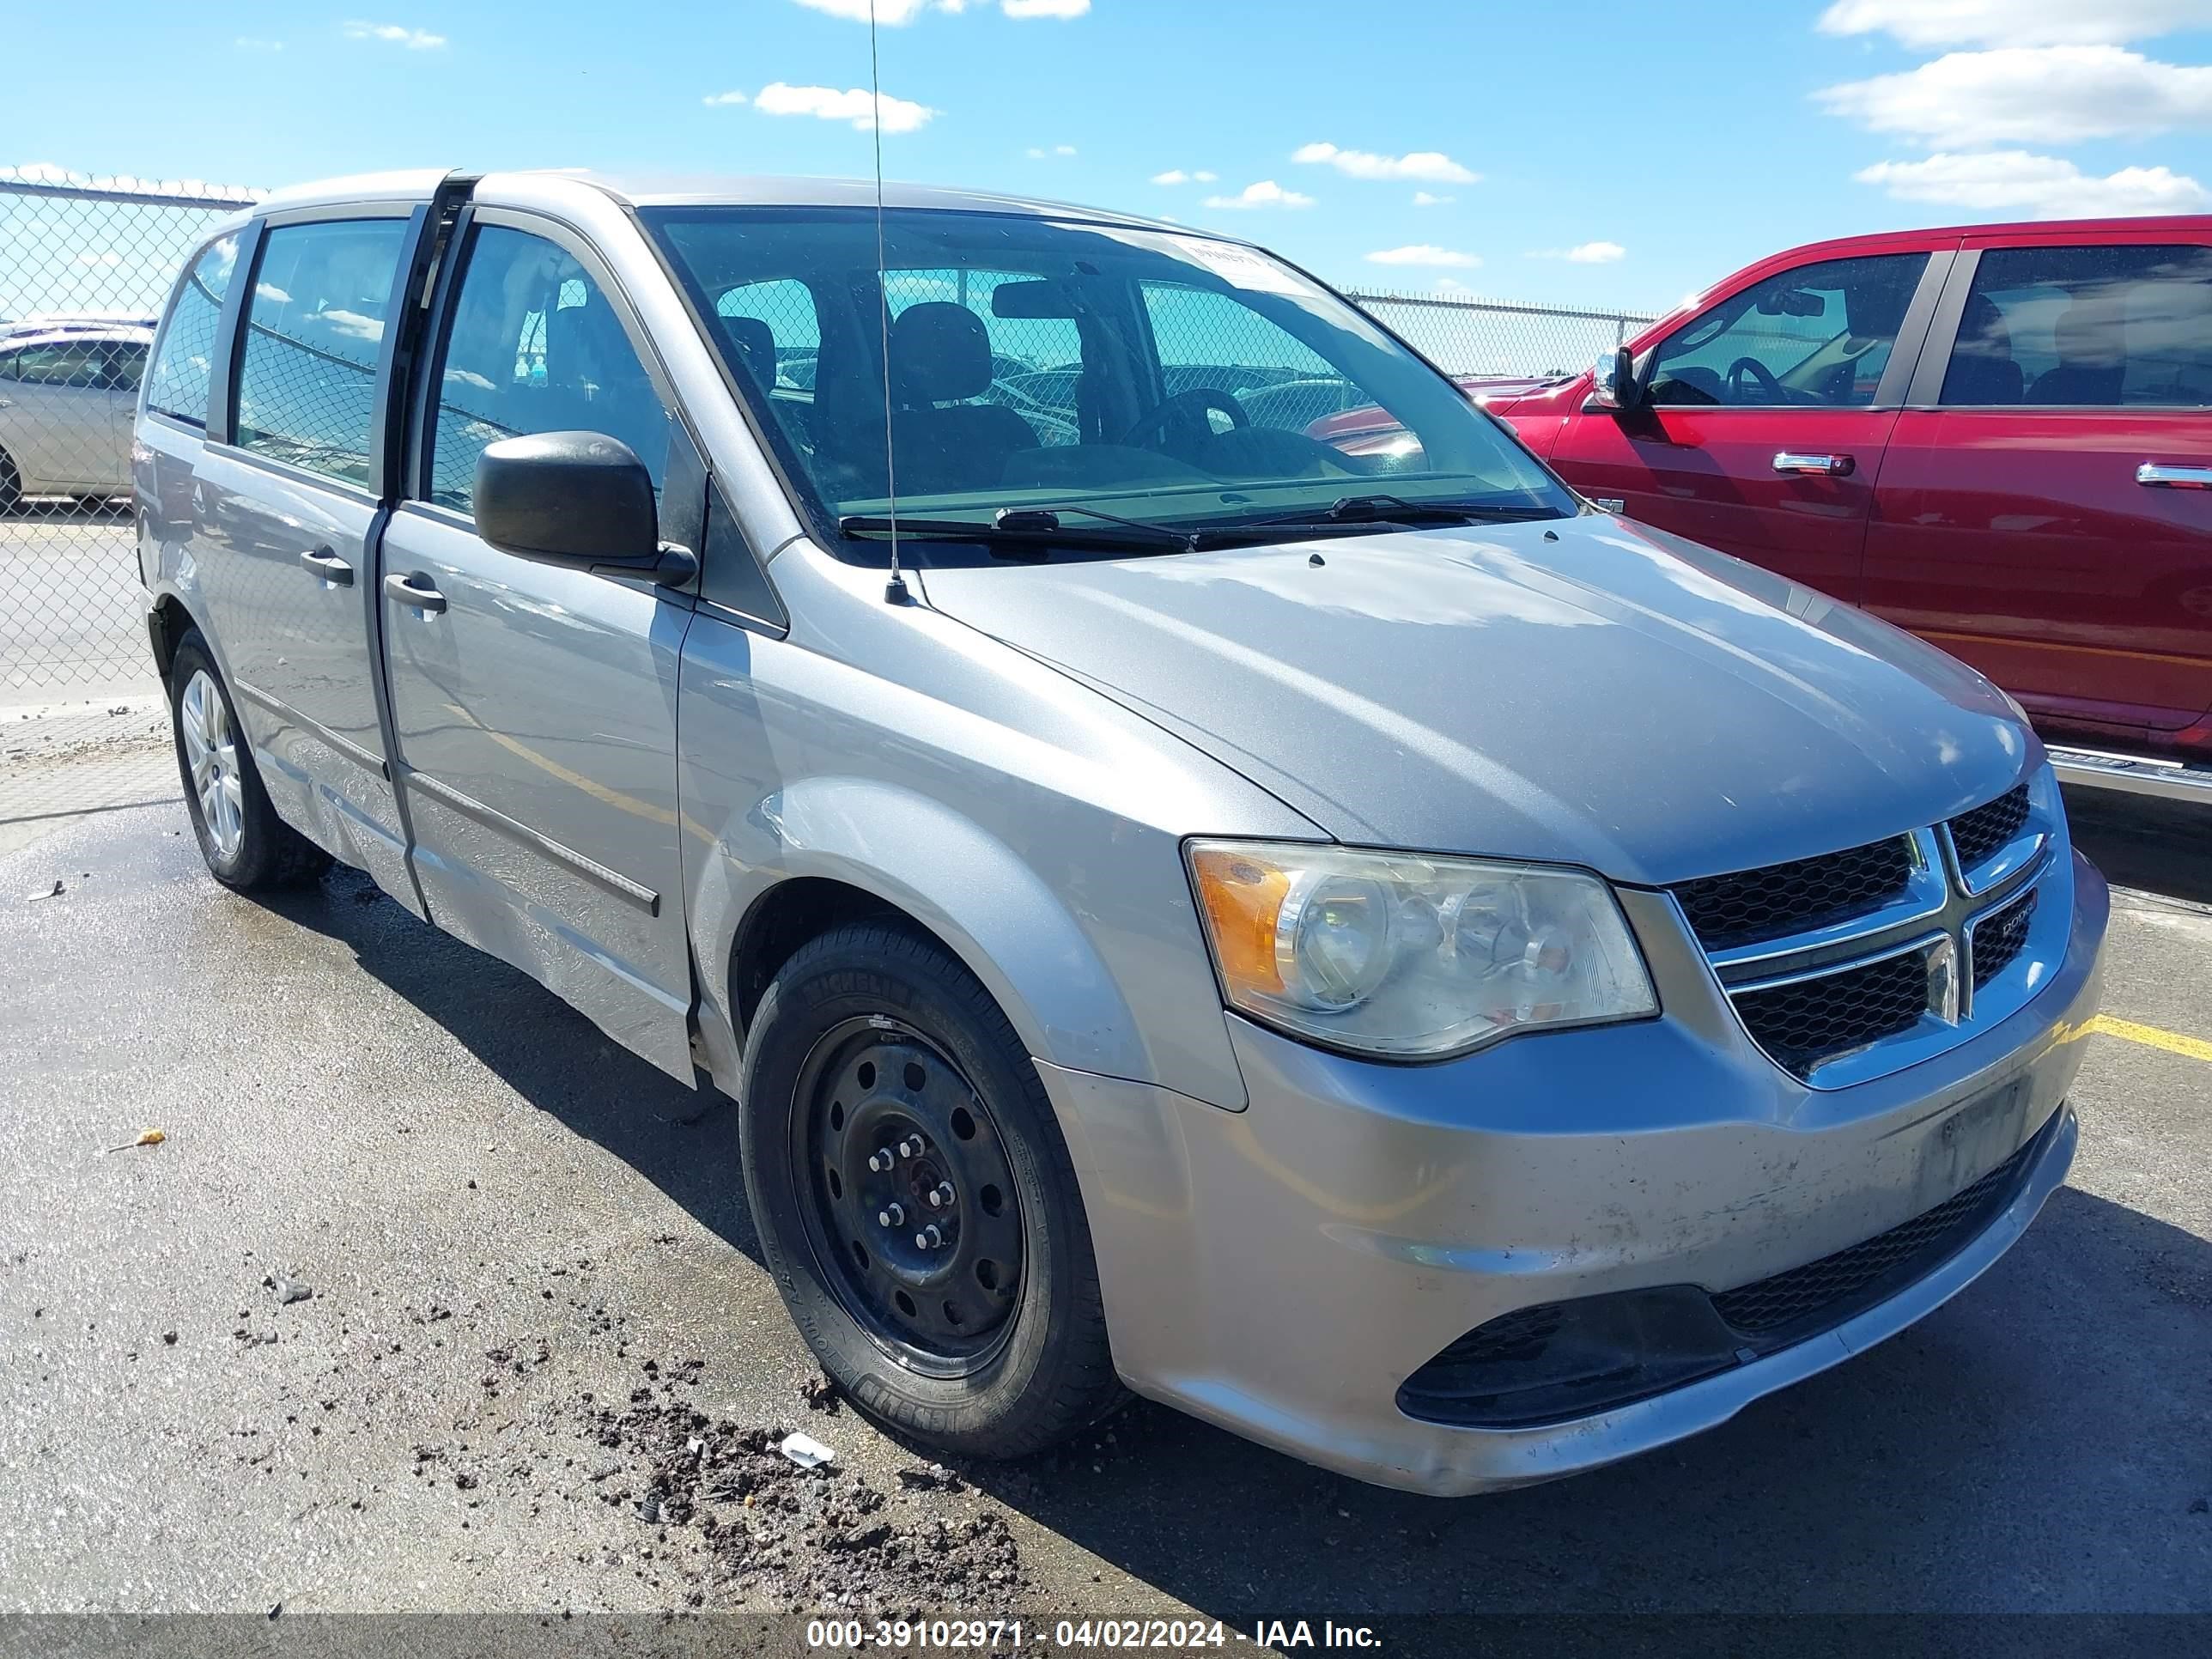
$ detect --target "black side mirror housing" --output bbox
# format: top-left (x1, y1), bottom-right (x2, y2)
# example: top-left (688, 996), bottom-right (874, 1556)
top-left (473, 431), bottom-right (696, 587)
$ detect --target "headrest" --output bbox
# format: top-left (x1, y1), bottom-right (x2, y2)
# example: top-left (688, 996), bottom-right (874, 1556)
top-left (2052, 298), bottom-right (2122, 366)
top-left (890, 302), bottom-right (992, 404)
top-left (719, 316), bottom-right (775, 386)
top-left (1959, 291), bottom-right (2011, 356)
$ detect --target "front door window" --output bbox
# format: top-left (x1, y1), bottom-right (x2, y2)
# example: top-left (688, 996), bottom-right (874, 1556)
top-left (1648, 254), bottom-right (1928, 408)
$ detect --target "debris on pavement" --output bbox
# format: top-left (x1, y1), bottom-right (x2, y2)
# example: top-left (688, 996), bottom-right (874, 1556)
top-left (264, 1274), bottom-right (313, 1304)
top-left (100, 1127), bottom-right (165, 1154)
top-left (778, 1430), bottom-right (836, 1469)
top-left (578, 1390), bottom-right (1027, 1611)
top-left (29, 879), bottom-right (64, 900)
top-left (799, 1370), bottom-right (842, 1414)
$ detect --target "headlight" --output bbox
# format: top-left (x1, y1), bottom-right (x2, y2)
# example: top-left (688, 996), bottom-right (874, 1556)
top-left (1185, 841), bottom-right (1657, 1060)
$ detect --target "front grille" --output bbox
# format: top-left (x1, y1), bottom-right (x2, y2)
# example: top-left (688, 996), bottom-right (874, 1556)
top-left (1419, 1304), bottom-right (1563, 1372)
top-left (1711, 1129), bottom-right (2037, 1336)
top-left (1733, 948), bottom-right (1930, 1080)
top-left (1948, 783), bottom-right (2030, 872)
top-left (1972, 889), bottom-right (2038, 989)
top-left (1671, 836), bottom-right (1916, 951)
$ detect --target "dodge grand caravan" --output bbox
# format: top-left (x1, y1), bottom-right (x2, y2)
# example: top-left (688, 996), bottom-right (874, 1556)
top-left (135, 170), bottom-right (2106, 1495)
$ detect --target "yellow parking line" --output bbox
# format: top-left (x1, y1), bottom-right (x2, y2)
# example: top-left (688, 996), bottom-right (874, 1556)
top-left (2086, 1014), bottom-right (2212, 1064)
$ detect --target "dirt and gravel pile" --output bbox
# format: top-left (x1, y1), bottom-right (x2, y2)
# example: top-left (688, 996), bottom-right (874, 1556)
top-left (578, 1385), bottom-right (1027, 1613)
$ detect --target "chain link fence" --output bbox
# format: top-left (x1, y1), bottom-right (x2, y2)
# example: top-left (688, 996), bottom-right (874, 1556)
top-left (1, 167), bottom-right (261, 701)
top-left (0, 167), bottom-right (1656, 699)
top-left (1343, 288), bottom-right (1659, 380)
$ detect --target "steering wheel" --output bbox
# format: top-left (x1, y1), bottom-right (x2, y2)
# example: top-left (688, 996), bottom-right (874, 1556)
top-left (1119, 386), bottom-right (1249, 451)
top-left (1725, 356), bottom-right (1790, 404)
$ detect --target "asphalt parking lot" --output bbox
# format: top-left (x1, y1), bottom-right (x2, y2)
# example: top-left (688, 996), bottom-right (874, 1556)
top-left (0, 505), bottom-right (145, 704)
top-left (0, 775), bottom-right (2207, 1637)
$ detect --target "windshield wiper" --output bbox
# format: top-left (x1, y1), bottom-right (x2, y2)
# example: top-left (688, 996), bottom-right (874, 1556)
top-left (1237, 494), bottom-right (1565, 530)
top-left (839, 508), bottom-right (1194, 558)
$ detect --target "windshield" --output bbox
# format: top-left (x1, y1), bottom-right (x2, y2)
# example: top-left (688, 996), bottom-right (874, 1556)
top-left (643, 206), bottom-right (1577, 562)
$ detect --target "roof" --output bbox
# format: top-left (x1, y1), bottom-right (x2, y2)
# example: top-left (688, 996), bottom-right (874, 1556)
top-left (245, 167), bottom-right (1200, 237)
top-left (0, 323), bottom-right (154, 347)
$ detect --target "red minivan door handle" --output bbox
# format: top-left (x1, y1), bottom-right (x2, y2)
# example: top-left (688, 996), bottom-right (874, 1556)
top-left (2136, 462), bottom-right (2212, 489)
top-left (1771, 451), bottom-right (1856, 477)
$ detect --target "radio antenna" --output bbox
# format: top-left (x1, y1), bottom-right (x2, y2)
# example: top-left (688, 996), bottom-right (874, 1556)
top-left (868, 0), bottom-right (908, 604)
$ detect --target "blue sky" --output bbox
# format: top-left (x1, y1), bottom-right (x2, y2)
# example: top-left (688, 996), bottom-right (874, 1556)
top-left (12, 0), bottom-right (2212, 312)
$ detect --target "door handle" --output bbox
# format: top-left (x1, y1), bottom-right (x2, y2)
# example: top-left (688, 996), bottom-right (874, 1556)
top-left (299, 547), bottom-right (353, 586)
top-left (384, 571), bottom-right (447, 614)
top-left (1772, 451), bottom-right (1855, 477)
top-left (2136, 461), bottom-right (2212, 489)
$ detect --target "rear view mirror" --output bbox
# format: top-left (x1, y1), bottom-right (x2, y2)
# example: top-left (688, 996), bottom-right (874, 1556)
top-left (992, 278), bottom-right (1082, 319)
top-left (1757, 288), bottom-right (1823, 318)
top-left (1584, 345), bottom-right (1645, 413)
top-left (474, 431), bottom-right (696, 587)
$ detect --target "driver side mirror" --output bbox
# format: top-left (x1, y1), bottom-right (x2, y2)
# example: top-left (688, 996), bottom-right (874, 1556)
top-left (474, 431), bottom-right (697, 587)
top-left (1584, 346), bottom-right (1646, 414)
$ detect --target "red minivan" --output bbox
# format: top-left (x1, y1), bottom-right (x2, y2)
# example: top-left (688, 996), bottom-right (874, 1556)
top-left (1389, 220), bottom-right (2212, 800)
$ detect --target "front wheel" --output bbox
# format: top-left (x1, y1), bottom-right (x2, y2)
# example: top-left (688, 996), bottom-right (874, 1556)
top-left (167, 629), bottom-right (330, 891)
top-left (739, 921), bottom-right (1123, 1458)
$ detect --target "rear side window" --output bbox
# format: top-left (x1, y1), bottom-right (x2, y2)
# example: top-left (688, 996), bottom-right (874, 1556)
top-left (427, 224), bottom-right (671, 514)
top-left (1941, 244), bottom-right (2212, 407)
top-left (234, 218), bottom-right (408, 485)
top-left (1648, 254), bottom-right (1926, 408)
top-left (10, 341), bottom-right (109, 387)
top-left (147, 234), bottom-right (239, 426)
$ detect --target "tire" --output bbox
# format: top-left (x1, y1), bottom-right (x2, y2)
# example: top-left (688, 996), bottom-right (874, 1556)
top-left (0, 449), bottom-right (20, 514)
top-left (740, 921), bottom-right (1124, 1458)
top-left (167, 629), bottom-right (331, 891)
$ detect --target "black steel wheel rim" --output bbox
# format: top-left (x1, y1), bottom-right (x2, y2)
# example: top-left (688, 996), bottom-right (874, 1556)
top-left (789, 1016), bottom-right (1026, 1376)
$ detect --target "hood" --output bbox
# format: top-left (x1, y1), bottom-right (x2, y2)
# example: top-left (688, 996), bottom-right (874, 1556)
top-left (920, 515), bottom-right (2039, 889)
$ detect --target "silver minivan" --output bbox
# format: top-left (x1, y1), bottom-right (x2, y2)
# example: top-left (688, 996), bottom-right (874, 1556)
top-left (135, 169), bottom-right (2106, 1495)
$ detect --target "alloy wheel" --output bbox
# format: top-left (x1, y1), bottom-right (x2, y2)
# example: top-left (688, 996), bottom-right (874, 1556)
top-left (179, 669), bottom-right (244, 861)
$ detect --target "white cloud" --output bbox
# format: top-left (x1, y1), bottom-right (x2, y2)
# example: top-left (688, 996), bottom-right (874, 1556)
top-left (1151, 167), bottom-right (1216, 185)
top-left (1855, 149), bottom-right (2211, 215)
top-left (754, 82), bottom-right (937, 132)
top-left (343, 21), bottom-right (447, 48)
top-left (1202, 179), bottom-right (1314, 210)
top-left (1026, 143), bottom-right (1077, 157)
top-left (73, 251), bottom-right (124, 268)
top-left (702, 89), bottom-right (750, 106)
top-left (1002, 0), bottom-right (1090, 15)
top-left (1293, 142), bottom-right (1478, 184)
top-left (1531, 240), bottom-right (1627, 264)
top-left (1816, 0), bottom-right (2212, 48)
top-left (1411, 190), bottom-right (1452, 207)
top-left (1364, 244), bottom-right (1481, 267)
top-left (792, 0), bottom-right (933, 20)
top-left (1819, 46), bottom-right (2212, 146)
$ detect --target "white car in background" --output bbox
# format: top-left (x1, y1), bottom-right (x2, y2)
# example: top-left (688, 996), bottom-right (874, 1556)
top-left (0, 325), bottom-right (151, 509)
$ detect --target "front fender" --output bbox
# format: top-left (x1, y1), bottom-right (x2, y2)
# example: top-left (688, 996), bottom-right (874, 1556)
top-left (690, 774), bottom-right (1224, 1103)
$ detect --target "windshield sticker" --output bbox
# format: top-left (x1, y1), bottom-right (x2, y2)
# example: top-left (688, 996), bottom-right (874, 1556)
top-left (1163, 235), bottom-right (1322, 299)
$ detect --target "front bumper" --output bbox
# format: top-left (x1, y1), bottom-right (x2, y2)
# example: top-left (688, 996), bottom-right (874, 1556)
top-left (1037, 850), bottom-right (2107, 1495)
